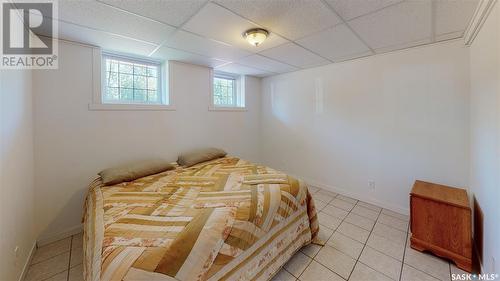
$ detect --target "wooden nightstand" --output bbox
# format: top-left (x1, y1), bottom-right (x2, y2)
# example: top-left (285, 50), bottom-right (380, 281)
top-left (410, 180), bottom-right (472, 272)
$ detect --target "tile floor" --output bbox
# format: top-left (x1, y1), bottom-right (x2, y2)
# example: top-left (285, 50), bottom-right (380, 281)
top-left (273, 186), bottom-right (469, 281)
top-left (24, 186), bottom-right (469, 281)
top-left (24, 233), bottom-right (83, 281)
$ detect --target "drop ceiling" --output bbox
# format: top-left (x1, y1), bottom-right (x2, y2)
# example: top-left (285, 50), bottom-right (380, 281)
top-left (42, 0), bottom-right (478, 77)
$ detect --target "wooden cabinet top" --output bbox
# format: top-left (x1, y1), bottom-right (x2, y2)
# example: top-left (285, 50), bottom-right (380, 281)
top-left (410, 180), bottom-right (470, 209)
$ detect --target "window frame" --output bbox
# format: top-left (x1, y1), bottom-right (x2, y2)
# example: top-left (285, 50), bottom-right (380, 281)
top-left (89, 49), bottom-right (174, 111)
top-left (209, 70), bottom-right (246, 111)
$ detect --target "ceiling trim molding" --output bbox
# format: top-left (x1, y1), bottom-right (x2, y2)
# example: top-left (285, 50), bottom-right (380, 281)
top-left (463, 0), bottom-right (497, 46)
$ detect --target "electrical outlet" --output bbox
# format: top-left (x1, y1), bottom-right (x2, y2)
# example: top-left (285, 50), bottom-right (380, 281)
top-left (368, 181), bottom-right (376, 190)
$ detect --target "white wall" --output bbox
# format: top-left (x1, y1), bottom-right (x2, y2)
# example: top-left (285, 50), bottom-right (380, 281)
top-left (261, 40), bottom-right (470, 213)
top-left (0, 69), bottom-right (37, 281)
top-left (469, 2), bottom-right (500, 273)
top-left (33, 40), bottom-right (261, 241)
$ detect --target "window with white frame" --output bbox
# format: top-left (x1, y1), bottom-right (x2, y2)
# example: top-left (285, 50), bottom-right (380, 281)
top-left (100, 54), bottom-right (169, 106)
top-left (211, 72), bottom-right (245, 109)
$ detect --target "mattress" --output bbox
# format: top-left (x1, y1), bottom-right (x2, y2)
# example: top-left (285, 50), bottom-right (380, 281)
top-left (83, 156), bottom-right (321, 281)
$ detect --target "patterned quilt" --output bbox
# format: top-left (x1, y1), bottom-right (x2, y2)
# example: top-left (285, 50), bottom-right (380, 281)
top-left (83, 156), bottom-right (320, 281)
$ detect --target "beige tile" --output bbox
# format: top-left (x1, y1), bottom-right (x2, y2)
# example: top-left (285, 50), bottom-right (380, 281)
top-left (344, 212), bottom-right (375, 231)
top-left (336, 194), bottom-right (358, 204)
top-left (317, 189), bottom-right (337, 197)
top-left (25, 252), bottom-right (70, 281)
top-left (44, 271), bottom-right (68, 281)
top-left (315, 245), bottom-right (356, 279)
top-left (381, 209), bottom-right (409, 221)
top-left (326, 231), bottom-right (364, 259)
top-left (350, 262), bottom-right (393, 281)
top-left (372, 223), bottom-right (407, 246)
top-left (377, 214), bottom-right (409, 232)
top-left (314, 200), bottom-right (327, 211)
top-left (308, 186), bottom-right (320, 194)
top-left (330, 198), bottom-right (355, 211)
top-left (272, 268), bottom-right (296, 281)
top-left (32, 237), bottom-right (71, 264)
top-left (322, 204), bottom-right (349, 220)
top-left (314, 190), bottom-right (336, 203)
top-left (300, 243), bottom-right (322, 258)
top-left (337, 222), bottom-right (370, 243)
top-left (72, 233), bottom-right (83, 249)
top-left (450, 264), bottom-right (469, 276)
top-left (317, 225), bottom-right (334, 242)
top-left (359, 247), bottom-right (401, 280)
top-left (299, 260), bottom-right (344, 281)
top-left (70, 246), bottom-right (83, 268)
top-left (284, 251), bottom-right (312, 278)
top-left (404, 248), bottom-right (450, 281)
top-left (318, 212), bottom-right (342, 230)
top-left (356, 201), bottom-right (382, 212)
top-left (366, 233), bottom-right (405, 261)
top-left (401, 264), bottom-right (440, 281)
top-left (351, 205), bottom-right (380, 220)
top-left (68, 264), bottom-right (84, 281)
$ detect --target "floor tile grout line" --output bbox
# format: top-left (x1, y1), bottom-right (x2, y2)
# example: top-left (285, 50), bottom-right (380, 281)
top-left (399, 224), bottom-right (410, 281)
top-left (29, 249), bottom-right (72, 266)
top-left (309, 256), bottom-right (351, 280)
top-left (304, 191), bottom-right (357, 280)
top-left (67, 235), bottom-right (73, 281)
top-left (404, 263), bottom-right (444, 281)
top-left (345, 206), bottom-right (383, 280)
top-left (315, 191), bottom-right (365, 280)
top-left (37, 269), bottom-right (69, 281)
top-left (381, 211), bottom-right (410, 222)
top-left (376, 219), bottom-right (409, 233)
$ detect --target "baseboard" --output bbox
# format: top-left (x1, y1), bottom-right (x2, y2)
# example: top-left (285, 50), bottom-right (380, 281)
top-left (302, 177), bottom-right (410, 215)
top-left (18, 241), bottom-right (37, 281)
top-left (37, 224), bottom-right (83, 247)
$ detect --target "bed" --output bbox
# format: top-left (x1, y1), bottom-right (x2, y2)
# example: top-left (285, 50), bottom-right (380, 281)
top-left (83, 156), bottom-right (321, 281)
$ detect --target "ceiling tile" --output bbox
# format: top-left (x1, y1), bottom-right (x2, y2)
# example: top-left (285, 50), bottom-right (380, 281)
top-left (214, 0), bottom-right (341, 40)
top-left (182, 3), bottom-right (288, 52)
top-left (151, 46), bottom-right (229, 68)
top-left (237, 54), bottom-right (297, 73)
top-left (166, 30), bottom-right (251, 62)
top-left (296, 24), bottom-right (371, 62)
top-left (348, 1), bottom-right (432, 50)
top-left (435, 0), bottom-right (478, 37)
top-left (215, 63), bottom-right (274, 77)
top-left (435, 30), bottom-right (464, 42)
top-left (259, 42), bottom-right (329, 68)
top-left (58, 0), bottom-right (175, 45)
top-left (53, 21), bottom-right (158, 56)
top-left (97, 0), bottom-right (209, 27)
top-left (374, 37), bottom-right (432, 54)
top-left (324, 0), bottom-right (403, 20)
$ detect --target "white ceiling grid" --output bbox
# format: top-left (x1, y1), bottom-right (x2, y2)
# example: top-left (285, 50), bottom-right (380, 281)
top-left (48, 0), bottom-right (478, 77)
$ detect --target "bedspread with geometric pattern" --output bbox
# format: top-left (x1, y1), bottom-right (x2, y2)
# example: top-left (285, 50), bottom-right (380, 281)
top-left (83, 156), bottom-right (321, 281)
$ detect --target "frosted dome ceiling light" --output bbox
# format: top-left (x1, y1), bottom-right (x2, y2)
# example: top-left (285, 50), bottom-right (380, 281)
top-left (243, 28), bottom-right (269, 47)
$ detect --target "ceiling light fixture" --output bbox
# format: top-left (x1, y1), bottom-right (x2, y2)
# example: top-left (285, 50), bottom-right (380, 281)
top-left (243, 28), bottom-right (269, 47)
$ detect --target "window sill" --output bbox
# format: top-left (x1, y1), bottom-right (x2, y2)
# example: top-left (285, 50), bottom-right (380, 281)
top-left (208, 106), bottom-right (247, 112)
top-left (88, 103), bottom-right (176, 111)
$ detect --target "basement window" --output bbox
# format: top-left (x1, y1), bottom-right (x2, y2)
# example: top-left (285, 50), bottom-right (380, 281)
top-left (210, 71), bottom-right (245, 111)
top-left (89, 50), bottom-right (173, 111)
